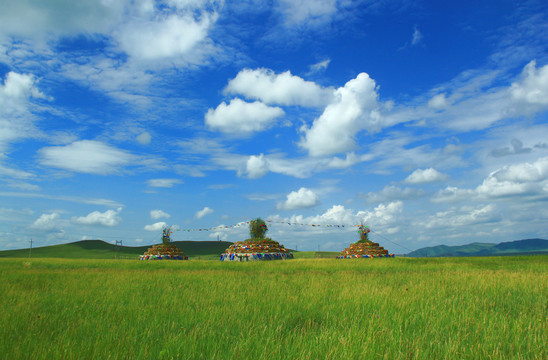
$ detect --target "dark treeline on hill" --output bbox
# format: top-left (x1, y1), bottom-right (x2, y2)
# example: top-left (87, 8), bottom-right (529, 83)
top-left (0, 239), bottom-right (234, 259)
top-left (408, 239), bottom-right (548, 257)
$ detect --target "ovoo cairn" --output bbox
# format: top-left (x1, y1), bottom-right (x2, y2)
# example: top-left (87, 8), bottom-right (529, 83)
top-left (337, 225), bottom-right (395, 259)
top-left (140, 227), bottom-right (188, 260)
top-left (220, 218), bottom-right (293, 261)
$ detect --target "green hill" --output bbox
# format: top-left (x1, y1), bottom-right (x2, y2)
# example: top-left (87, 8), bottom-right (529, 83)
top-left (0, 240), bottom-right (234, 260)
top-left (408, 239), bottom-right (548, 257)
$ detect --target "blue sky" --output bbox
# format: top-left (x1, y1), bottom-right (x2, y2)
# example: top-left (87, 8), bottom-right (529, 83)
top-left (1, 0), bottom-right (547, 252)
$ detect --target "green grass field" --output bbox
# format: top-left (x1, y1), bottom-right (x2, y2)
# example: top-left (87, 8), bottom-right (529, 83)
top-left (1, 256), bottom-right (546, 359)
top-left (0, 240), bottom-right (234, 260)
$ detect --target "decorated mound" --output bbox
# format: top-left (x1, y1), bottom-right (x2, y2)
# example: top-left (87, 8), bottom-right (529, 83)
top-left (220, 218), bottom-right (293, 261)
top-left (337, 225), bottom-right (395, 259)
top-left (220, 239), bottom-right (294, 261)
top-left (139, 227), bottom-right (188, 260)
top-left (139, 244), bottom-right (188, 260)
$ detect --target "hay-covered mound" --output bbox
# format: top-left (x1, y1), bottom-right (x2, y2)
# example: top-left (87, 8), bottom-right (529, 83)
top-left (338, 225), bottom-right (395, 259)
top-left (139, 244), bottom-right (188, 260)
top-left (139, 227), bottom-right (188, 260)
top-left (220, 218), bottom-right (293, 261)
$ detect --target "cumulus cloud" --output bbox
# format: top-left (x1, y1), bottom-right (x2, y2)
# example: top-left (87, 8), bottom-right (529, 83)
top-left (38, 140), bottom-right (135, 175)
top-left (242, 154), bottom-right (269, 179)
top-left (0, 0), bottom-right (221, 64)
top-left (424, 204), bottom-right (497, 229)
top-left (144, 221), bottom-right (167, 231)
top-left (115, 11), bottom-right (218, 62)
top-left (224, 68), bottom-right (334, 107)
top-left (277, 187), bottom-right (320, 210)
top-left (299, 72), bottom-right (382, 156)
top-left (71, 208), bottom-right (122, 226)
top-left (146, 178), bottom-right (182, 188)
top-left (279, 201), bottom-right (403, 228)
top-left (205, 98), bottom-right (284, 135)
top-left (0, 72), bottom-right (48, 153)
top-left (510, 60), bottom-right (548, 113)
top-left (433, 157), bottom-right (548, 202)
top-left (404, 168), bottom-right (449, 184)
top-left (476, 157), bottom-right (548, 197)
top-left (31, 212), bottom-right (61, 231)
top-left (195, 206), bottom-right (214, 219)
top-left (150, 209), bottom-right (170, 219)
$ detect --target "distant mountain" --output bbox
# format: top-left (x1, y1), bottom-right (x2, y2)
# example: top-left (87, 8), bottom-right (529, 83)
top-left (0, 239), bottom-right (234, 259)
top-left (407, 239), bottom-right (548, 257)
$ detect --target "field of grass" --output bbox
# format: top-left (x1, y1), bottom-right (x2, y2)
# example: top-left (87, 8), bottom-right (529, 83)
top-left (1, 256), bottom-right (546, 359)
top-left (292, 251), bottom-right (340, 259)
top-left (0, 240), bottom-right (234, 260)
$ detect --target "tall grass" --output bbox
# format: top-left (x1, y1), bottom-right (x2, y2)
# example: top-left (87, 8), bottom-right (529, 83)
top-left (1, 256), bottom-right (546, 359)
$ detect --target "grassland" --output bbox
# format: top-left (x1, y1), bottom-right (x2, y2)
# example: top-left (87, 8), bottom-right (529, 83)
top-left (0, 240), bottom-right (234, 260)
top-left (1, 256), bottom-right (546, 359)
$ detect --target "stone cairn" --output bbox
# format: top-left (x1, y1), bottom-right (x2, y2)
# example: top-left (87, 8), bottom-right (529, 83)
top-left (139, 227), bottom-right (188, 260)
top-left (337, 225), bottom-right (395, 259)
top-left (220, 218), bottom-right (293, 261)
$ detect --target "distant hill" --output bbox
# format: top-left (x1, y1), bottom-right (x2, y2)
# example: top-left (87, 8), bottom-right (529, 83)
top-left (407, 239), bottom-right (548, 257)
top-left (0, 240), bottom-right (234, 260)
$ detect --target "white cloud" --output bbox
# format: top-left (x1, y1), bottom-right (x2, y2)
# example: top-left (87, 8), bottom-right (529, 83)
top-left (277, 187), bottom-right (320, 210)
top-left (476, 156), bottom-right (548, 197)
top-left (299, 72), bottom-right (381, 156)
top-left (404, 168), bottom-right (449, 184)
top-left (136, 131), bottom-right (151, 145)
top-left (205, 98), bottom-right (284, 135)
top-left (147, 178), bottom-right (182, 188)
top-left (0, 0), bottom-right (120, 37)
top-left (277, 0), bottom-right (337, 26)
top-left (115, 12), bottom-right (217, 62)
top-left (433, 157), bottom-right (548, 202)
top-left (308, 59), bottom-right (330, 74)
top-left (0, 72), bottom-right (48, 153)
top-left (510, 60), bottom-right (548, 113)
top-left (279, 201), bottom-right (403, 228)
top-left (224, 68), bottom-right (334, 107)
top-left (150, 209), bottom-right (170, 219)
top-left (38, 140), bottom-right (135, 175)
top-left (195, 206), bottom-right (214, 219)
top-left (0, 0), bottom-right (221, 64)
top-left (72, 208), bottom-right (122, 227)
top-left (411, 26), bottom-right (423, 46)
top-left (144, 221), bottom-right (167, 231)
top-left (488, 156), bottom-right (548, 182)
top-left (0, 72), bottom-right (47, 101)
top-left (0, 191), bottom-right (123, 207)
top-left (428, 93), bottom-right (448, 109)
top-left (209, 231), bottom-right (228, 241)
top-left (242, 153), bottom-right (269, 179)
top-left (424, 204), bottom-right (497, 229)
top-left (31, 212), bottom-right (61, 231)
top-left (383, 62), bottom-right (548, 133)
top-left (431, 186), bottom-right (475, 203)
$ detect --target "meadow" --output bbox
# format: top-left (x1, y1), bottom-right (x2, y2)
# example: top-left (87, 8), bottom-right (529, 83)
top-left (1, 256), bottom-right (546, 359)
